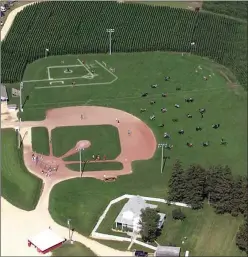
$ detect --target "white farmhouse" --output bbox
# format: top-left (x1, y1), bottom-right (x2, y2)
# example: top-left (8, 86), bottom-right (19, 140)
top-left (114, 196), bottom-right (165, 233)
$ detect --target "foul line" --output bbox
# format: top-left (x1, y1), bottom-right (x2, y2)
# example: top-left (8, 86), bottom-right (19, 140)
top-left (94, 60), bottom-right (118, 80)
top-left (77, 59), bottom-right (94, 77)
top-left (35, 79), bottom-right (117, 89)
top-left (47, 67), bottom-right (51, 80)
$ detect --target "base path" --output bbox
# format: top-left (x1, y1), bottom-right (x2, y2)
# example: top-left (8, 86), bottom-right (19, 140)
top-left (1, 106), bottom-right (157, 256)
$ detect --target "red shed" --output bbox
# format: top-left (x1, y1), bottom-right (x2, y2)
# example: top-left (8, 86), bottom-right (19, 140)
top-left (28, 228), bottom-right (66, 254)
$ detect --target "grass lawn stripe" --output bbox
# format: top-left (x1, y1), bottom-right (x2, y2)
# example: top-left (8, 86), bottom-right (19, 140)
top-left (31, 127), bottom-right (50, 155)
top-left (1, 129), bottom-right (42, 210)
top-left (67, 161), bottom-right (123, 172)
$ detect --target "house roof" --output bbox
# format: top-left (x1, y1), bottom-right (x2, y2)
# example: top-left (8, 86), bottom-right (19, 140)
top-left (28, 229), bottom-right (65, 251)
top-left (115, 196), bottom-right (158, 227)
top-left (155, 246), bottom-right (181, 257)
top-left (1, 84), bottom-right (7, 99)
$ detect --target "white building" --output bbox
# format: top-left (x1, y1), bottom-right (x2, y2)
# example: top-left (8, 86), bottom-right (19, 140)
top-left (1, 84), bottom-right (8, 101)
top-left (114, 196), bottom-right (165, 233)
top-left (155, 246), bottom-right (181, 257)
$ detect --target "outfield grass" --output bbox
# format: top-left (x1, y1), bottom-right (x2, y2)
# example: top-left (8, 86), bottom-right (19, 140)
top-left (67, 162), bottom-right (123, 172)
top-left (52, 241), bottom-right (96, 256)
top-left (51, 125), bottom-right (121, 160)
top-left (31, 127), bottom-right (50, 155)
top-left (1, 129), bottom-right (42, 210)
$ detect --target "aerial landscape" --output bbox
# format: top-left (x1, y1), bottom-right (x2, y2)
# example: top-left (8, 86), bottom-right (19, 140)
top-left (1, 1), bottom-right (247, 256)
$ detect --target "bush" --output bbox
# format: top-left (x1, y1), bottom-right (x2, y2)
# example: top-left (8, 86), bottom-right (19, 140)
top-left (172, 208), bottom-right (186, 220)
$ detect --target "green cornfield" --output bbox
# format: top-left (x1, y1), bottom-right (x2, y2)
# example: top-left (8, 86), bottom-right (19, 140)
top-left (1, 1), bottom-right (247, 89)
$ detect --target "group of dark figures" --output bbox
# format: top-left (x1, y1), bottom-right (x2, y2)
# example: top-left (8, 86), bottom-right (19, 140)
top-left (140, 80), bottom-right (227, 148)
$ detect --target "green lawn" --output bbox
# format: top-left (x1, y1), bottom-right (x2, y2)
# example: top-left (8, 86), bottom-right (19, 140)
top-left (52, 241), bottom-right (96, 256)
top-left (51, 125), bottom-right (121, 160)
top-left (31, 127), bottom-right (50, 155)
top-left (49, 178), bottom-right (246, 256)
top-left (1, 129), bottom-right (42, 210)
top-left (150, 202), bottom-right (245, 256)
top-left (67, 161), bottom-right (123, 172)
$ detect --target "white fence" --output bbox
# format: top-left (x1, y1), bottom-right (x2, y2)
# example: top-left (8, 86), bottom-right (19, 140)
top-left (91, 194), bottom-right (191, 251)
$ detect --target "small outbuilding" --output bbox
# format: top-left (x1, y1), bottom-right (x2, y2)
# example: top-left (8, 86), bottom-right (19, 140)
top-left (155, 246), bottom-right (181, 257)
top-left (28, 228), bottom-right (66, 254)
top-left (1, 84), bottom-right (8, 101)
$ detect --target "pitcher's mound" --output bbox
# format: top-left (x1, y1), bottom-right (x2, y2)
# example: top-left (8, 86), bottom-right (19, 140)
top-left (60, 140), bottom-right (92, 159)
top-left (76, 140), bottom-right (91, 149)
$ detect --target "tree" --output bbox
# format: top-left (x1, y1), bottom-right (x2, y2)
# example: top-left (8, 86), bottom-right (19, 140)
top-left (139, 207), bottom-right (160, 242)
top-left (230, 176), bottom-right (245, 216)
top-left (172, 208), bottom-right (186, 220)
top-left (239, 177), bottom-right (248, 216)
top-left (183, 164), bottom-right (206, 209)
top-left (236, 218), bottom-right (248, 254)
top-left (168, 160), bottom-right (186, 202)
top-left (205, 165), bottom-right (233, 214)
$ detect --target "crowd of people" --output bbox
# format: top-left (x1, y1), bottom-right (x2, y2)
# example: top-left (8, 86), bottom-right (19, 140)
top-left (139, 77), bottom-right (227, 149)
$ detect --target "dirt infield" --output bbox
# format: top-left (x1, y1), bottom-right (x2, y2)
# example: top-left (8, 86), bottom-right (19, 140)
top-left (22, 106), bottom-right (157, 182)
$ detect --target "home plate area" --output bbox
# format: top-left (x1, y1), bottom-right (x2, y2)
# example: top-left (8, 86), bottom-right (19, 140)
top-left (43, 59), bottom-right (117, 88)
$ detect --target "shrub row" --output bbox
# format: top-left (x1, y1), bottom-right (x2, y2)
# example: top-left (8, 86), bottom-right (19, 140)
top-left (1, 1), bottom-right (247, 89)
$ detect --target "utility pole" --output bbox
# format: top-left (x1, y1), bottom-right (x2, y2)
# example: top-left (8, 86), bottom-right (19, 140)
top-left (106, 29), bottom-right (114, 55)
top-left (20, 82), bottom-right (23, 112)
top-left (158, 143), bottom-right (167, 174)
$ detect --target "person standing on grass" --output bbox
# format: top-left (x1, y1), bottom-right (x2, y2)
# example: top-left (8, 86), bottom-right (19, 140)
top-left (103, 155), bottom-right (107, 160)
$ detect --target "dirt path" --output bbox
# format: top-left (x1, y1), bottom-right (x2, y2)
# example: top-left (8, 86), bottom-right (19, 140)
top-left (1, 106), bottom-right (157, 256)
top-left (1, 2), bottom-right (35, 41)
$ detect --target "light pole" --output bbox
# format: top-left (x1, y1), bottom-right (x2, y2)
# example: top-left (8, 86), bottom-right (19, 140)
top-left (158, 143), bottom-right (167, 174)
top-left (67, 219), bottom-right (71, 242)
top-left (45, 48), bottom-right (49, 58)
top-left (18, 118), bottom-right (21, 149)
top-left (106, 29), bottom-right (114, 55)
top-left (190, 42), bottom-right (195, 55)
top-left (19, 82), bottom-right (23, 112)
top-left (79, 148), bottom-right (84, 177)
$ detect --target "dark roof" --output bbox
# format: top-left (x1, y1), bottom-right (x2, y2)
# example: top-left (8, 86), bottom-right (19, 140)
top-left (155, 246), bottom-right (181, 257)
